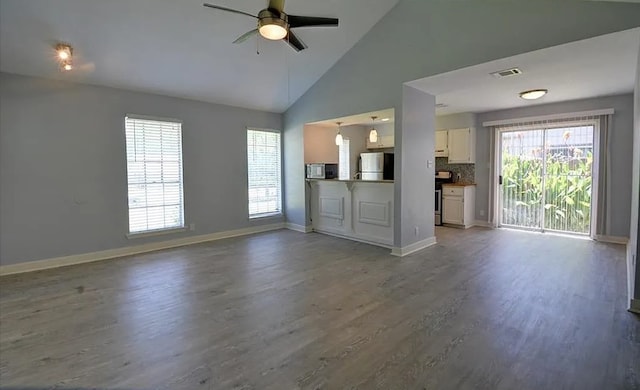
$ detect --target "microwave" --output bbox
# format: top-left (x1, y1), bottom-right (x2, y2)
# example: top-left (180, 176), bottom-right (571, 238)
top-left (306, 163), bottom-right (338, 179)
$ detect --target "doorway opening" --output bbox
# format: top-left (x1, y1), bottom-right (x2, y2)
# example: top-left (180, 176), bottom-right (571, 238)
top-left (497, 120), bottom-right (597, 235)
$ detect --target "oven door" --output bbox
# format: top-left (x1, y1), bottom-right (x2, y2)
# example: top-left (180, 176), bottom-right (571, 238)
top-left (435, 189), bottom-right (442, 225)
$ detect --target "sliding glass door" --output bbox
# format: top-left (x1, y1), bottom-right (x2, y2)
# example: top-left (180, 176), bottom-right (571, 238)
top-left (499, 122), bottom-right (594, 235)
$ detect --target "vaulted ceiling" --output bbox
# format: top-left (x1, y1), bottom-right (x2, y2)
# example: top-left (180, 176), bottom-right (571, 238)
top-left (0, 0), bottom-right (399, 113)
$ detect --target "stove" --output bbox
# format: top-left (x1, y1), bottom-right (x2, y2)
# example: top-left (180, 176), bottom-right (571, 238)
top-left (435, 171), bottom-right (455, 226)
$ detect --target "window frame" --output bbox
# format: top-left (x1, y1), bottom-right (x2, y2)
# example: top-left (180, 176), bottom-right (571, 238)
top-left (124, 114), bottom-right (186, 237)
top-left (246, 127), bottom-right (283, 219)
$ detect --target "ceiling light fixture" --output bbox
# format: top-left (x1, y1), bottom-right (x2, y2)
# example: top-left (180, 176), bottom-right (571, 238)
top-left (56, 43), bottom-right (72, 60)
top-left (335, 122), bottom-right (343, 146)
top-left (55, 43), bottom-right (74, 72)
top-left (369, 116), bottom-right (378, 143)
top-left (519, 89), bottom-right (548, 100)
top-left (258, 10), bottom-right (288, 40)
top-left (381, 118), bottom-right (390, 122)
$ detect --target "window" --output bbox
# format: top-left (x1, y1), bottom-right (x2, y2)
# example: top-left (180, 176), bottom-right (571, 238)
top-left (247, 129), bottom-right (282, 218)
top-left (339, 138), bottom-right (350, 180)
top-left (125, 115), bottom-right (184, 234)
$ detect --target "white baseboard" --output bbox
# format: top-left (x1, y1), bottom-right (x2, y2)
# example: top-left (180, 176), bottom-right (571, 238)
top-left (285, 223), bottom-right (313, 233)
top-left (595, 235), bottom-right (629, 244)
top-left (0, 223), bottom-right (285, 276)
top-left (391, 236), bottom-right (437, 257)
top-left (313, 227), bottom-right (392, 249)
top-left (473, 220), bottom-right (494, 228)
top-left (630, 299), bottom-right (640, 314)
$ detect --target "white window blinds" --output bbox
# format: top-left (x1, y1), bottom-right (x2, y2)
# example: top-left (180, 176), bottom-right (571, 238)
top-left (339, 138), bottom-right (350, 180)
top-left (125, 115), bottom-right (184, 233)
top-left (247, 129), bottom-right (282, 217)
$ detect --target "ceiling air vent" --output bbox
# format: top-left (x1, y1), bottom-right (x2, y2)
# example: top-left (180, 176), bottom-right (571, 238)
top-left (435, 103), bottom-right (448, 108)
top-left (491, 68), bottom-right (523, 78)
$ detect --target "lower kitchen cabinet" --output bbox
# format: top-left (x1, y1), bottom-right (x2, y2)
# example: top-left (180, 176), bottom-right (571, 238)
top-left (308, 179), bottom-right (394, 247)
top-left (442, 184), bottom-right (475, 228)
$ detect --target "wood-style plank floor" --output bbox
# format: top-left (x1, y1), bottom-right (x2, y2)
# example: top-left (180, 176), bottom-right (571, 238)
top-left (1, 227), bottom-right (638, 389)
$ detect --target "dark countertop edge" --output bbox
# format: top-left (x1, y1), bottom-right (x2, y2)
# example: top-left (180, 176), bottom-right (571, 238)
top-left (306, 179), bottom-right (394, 184)
top-left (442, 183), bottom-right (477, 186)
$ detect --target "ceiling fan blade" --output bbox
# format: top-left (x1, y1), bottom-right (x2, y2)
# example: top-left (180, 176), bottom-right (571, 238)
top-left (268, 0), bottom-right (285, 13)
top-left (285, 30), bottom-right (308, 52)
top-left (233, 29), bottom-right (259, 44)
top-left (203, 3), bottom-right (257, 18)
top-left (288, 15), bottom-right (339, 28)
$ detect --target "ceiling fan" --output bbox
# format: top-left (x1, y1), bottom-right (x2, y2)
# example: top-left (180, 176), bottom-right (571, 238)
top-left (203, 0), bottom-right (339, 52)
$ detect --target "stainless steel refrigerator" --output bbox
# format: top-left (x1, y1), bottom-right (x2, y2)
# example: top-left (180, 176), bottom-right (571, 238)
top-left (360, 152), bottom-right (394, 180)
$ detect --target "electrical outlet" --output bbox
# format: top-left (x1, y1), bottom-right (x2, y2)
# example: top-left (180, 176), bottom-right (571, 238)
top-left (414, 226), bottom-right (419, 236)
top-left (189, 223), bottom-right (196, 231)
top-left (480, 210), bottom-right (485, 217)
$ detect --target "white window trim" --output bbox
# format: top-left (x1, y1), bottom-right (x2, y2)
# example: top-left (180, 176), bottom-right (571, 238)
top-left (482, 109), bottom-right (614, 127)
top-left (246, 128), bottom-right (283, 219)
top-left (125, 115), bottom-right (186, 234)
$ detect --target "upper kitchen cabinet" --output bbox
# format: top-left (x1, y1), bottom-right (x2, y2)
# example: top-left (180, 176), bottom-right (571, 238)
top-left (435, 130), bottom-right (448, 157)
top-left (366, 134), bottom-right (394, 149)
top-left (447, 128), bottom-right (475, 164)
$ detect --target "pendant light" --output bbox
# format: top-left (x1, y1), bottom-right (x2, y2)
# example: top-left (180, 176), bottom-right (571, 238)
top-left (369, 116), bottom-right (378, 143)
top-left (335, 122), bottom-right (343, 146)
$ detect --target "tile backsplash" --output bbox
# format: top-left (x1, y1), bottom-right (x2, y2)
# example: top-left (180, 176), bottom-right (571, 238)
top-left (436, 157), bottom-right (475, 183)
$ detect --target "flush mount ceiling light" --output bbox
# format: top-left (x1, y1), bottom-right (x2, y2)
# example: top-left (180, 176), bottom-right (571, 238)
top-left (335, 122), bottom-right (343, 146)
top-left (519, 89), bottom-right (548, 100)
top-left (380, 118), bottom-right (390, 122)
top-left (369, 116), bottom-right (378, 143)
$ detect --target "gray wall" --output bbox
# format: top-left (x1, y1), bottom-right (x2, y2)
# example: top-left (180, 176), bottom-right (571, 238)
top-left (632, 42), bottom-right (640, 301)
top-left (0, 72), bottom-right (283, 266)
top-left (476, 94), bottom-right (634, 238)
top-left (397, 86), bottom-right (435, 247)
top-left (283, 0), bottom-right (640, 244)
top-left (304, 124), bottom-right (368, 179)
top-left (436, 112), bottom-right (477, 131)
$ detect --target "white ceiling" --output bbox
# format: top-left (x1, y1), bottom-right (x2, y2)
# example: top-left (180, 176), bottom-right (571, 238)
top-left (0, 0), bottom-right (399, 113)
top-left (407, 28), bottom-right (640, 116)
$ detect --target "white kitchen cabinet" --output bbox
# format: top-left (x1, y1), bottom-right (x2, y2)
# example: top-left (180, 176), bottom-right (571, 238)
top-left (308, 179), bottom-right (394, 247)
top-left (435, 131), bottom-right (448, 157)
top-left (447, 128), bottom-right (476, 163)
top-left (442, 185), bottom-right (475, 228)
top-left (366, 135), bottom-right (394, 149)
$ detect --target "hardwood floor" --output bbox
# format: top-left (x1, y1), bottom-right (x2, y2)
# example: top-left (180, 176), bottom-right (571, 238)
top-left (1, 227), bottom-right (638, 389)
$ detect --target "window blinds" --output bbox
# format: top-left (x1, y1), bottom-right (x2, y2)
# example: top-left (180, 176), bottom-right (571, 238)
top-left (247, 129), bottom-right (282, 217)
top-left (125, 116), bottom-right (184, 233)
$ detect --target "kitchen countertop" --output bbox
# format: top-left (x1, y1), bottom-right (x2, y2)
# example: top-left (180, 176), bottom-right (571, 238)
top-left (306, 178), bottom-right (394, 184)
top-left (442, 183), bottom-right (476, 186)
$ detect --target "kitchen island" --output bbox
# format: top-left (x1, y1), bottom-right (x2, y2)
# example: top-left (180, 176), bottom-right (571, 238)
top-left (307, 179), bottom-right (394, 247)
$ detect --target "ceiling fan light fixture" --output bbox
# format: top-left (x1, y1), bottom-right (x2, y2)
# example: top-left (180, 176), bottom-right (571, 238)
top-left (519, 89), bottom-right (548, 100)
top-left (258, 14), bottom-right (288, 40)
